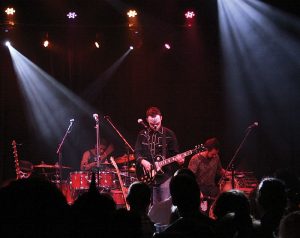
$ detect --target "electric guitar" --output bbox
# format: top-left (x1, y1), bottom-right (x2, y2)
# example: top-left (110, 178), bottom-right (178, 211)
top-left (136, 145), bottom-right (204, 185)
top-left (110, 157), bottom-right (130, 210)
top-left (12, 140), bottom-right (30, 179)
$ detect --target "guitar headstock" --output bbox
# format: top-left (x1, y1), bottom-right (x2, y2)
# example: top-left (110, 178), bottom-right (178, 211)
top-left (12, 140), bottom-right (18, 156)
top-left (12, 140), bottom-right (17, 148)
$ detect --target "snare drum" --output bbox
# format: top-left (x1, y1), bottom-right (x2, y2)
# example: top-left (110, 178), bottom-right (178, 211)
top-left (70, 171), bottom-right (90, 190)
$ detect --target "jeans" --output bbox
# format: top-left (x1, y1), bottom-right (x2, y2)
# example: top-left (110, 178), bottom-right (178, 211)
top-left (152, 177), bottom-right (171, 205)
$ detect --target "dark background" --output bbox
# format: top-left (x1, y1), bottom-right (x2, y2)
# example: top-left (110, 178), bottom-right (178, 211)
top-left (0, 0), bottom-right (299, 184)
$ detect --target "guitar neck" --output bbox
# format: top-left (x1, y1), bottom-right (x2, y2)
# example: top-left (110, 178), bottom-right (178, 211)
top-left (12, 140), bottom-right (21, 180)
top-left (110, 157), bottom-right (130, 210)
top-left (157, 150), bottom-right (193, 167)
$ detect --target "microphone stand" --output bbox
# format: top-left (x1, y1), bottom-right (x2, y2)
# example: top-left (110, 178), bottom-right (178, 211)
top-left (56, 119), bottom-right (74, 188)
top-left (94, 117), bottom-right (101, 188)
top-left (219, 125), bottom-right (257, 190)
top-left (104, 116), bottom-right (134, 153)
top-left (104, 116), bottom-right (134, 186)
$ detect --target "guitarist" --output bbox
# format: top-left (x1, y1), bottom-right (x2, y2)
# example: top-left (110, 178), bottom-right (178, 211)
top-left (188, 137), bottom-right (226, 214)
top-left (134, 107), bottom-right (184, 205)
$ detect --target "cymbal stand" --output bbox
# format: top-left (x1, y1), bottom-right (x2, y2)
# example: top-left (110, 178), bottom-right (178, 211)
top-left (219, 124), bottom-right (257, 190)
top-left (56, 119), bottom-right (74, 187)
top-left (104, 116), bottom-right (134, 186)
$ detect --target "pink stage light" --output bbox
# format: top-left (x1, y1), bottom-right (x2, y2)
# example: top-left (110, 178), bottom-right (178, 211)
top-left (67, 12), bottom-right (77, 19)
top-left (5, 8), bottom-right (15, 15)
top-left (164, 43), bottom-right (171, 50)
top-left (43, 40), bottom-right (49, 48)
top-left (185, 11), bottom-right (195, 19)
top-left (127, 10), bottom-right (137, 18)
top-left (95, 41), bottom-right (100, 48)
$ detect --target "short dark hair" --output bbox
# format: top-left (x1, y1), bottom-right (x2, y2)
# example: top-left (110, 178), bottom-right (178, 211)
top-left (170, 174), bottom-right (200, 211)
top-left (126, 181), bottom-right (151, 210)
top-left (257, 177), bottom-right (287, 211)
top-left (146, 107), bottom-right (162, 117)
top-left (204, 137), bottom-right (220, 151)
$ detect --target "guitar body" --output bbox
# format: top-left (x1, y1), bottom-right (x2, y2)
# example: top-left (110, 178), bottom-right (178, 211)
top-left (136, 145), bottom-right (203, 185)
top-left (135, 156), bottom-right (165, 185)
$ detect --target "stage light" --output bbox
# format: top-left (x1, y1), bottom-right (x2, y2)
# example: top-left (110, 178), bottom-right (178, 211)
top-left (5, 41), bottom-right (11, 47)
top-left (43, 40), bottom-right (49, 48)
top-left (185, 11), bottom-right (195, 19)
top-left (67, 12), bottom-right (77, 19)
top-left (95, 41), bottom-right (100, 48)
top-left (164, 43), bottom-right (171, 50)
top-left (127, 10), bottom-right (137, 18)
top-left (42, 33), bottom-right (50, 48)
top-left (5, 20), bottom-right (15, 27)
top-left (5, 8), bottom-right (15, 15)
top-left (129, 46), bottom-right (134, 50)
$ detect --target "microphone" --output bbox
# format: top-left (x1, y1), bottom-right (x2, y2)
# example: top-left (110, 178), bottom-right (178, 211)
top-left (247, 122), bottom-right (258, 130)
top-left (137, 119), bottom-right (148, 129)
top-left (93, 113), bottom-right (99, 122)
top-left (68, 118), bottom-right (75, 133)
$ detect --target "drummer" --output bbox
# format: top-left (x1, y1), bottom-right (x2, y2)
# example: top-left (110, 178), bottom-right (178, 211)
top-left (80, 139), bottom-right (114, 171)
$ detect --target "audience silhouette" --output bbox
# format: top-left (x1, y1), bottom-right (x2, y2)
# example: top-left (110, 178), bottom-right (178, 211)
top-left (0, 168), bottom-right (299, 238)
top-left (256, 177), bottom-right (287, 238)
top-left (0, 177), bottom-right (70, 237)
top-left (154, 170), bottom-right (215, 238)
top-left (126, 181), bottom-right (155, 238)
top-left (213, 189), bottom-right (260, 238)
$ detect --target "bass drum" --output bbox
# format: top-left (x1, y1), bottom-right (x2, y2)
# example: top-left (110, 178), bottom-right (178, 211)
top-left (110, 189), bottom-right (128, 208)
top-left (219, 175), bottom-right (239, 193)
top-left (208, 175), bottom-right (240, 219)
top-left (60, 181), bottom-right (74, 205)
top-left (52, 180), bottom-right (74, 205)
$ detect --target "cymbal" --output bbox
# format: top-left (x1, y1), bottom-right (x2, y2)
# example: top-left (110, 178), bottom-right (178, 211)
top-left (114, 154), bottom-right (135, 164)
top-left (34, 163), bottom-right (72, 169)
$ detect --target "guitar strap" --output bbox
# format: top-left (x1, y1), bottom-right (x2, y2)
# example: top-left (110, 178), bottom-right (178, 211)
top-left (162, 127), bottom-right (167, 160)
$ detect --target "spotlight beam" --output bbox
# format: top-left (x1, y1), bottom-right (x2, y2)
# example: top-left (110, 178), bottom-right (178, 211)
top-left (6, 45), bottom-right (96, 143)
top-left (82, 48), bottom-right (132, 102)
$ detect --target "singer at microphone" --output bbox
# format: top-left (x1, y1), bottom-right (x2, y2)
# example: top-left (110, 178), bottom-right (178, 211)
top-left (134, 107), bottom-right (185, 205)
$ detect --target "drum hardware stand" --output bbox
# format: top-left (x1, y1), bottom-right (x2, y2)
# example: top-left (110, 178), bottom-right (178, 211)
top-left (218, 122), bottom-right (258, 190)
top-left (93, 113), bottom-right (101, 189)
top-left (56, 119), bottom-right (74, 189)
top-left (104, 115), bottom-right (134, 187)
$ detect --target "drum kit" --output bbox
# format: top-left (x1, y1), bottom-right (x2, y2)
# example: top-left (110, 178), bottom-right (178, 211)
top-left (33, 155), bottom-right (137, 205)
